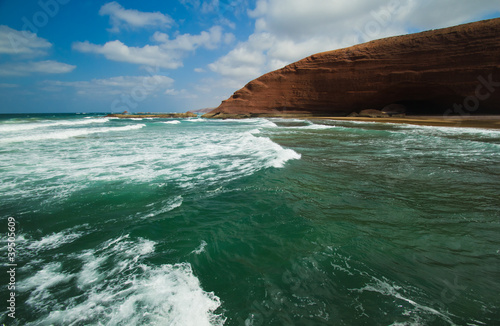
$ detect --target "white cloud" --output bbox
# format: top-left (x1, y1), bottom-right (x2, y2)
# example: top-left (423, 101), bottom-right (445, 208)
top-left (74, 26), bottom-right (231, 69)
top-left (181, 0), bottom-right (250, 16)
top-left (165, 88), bottom-right (198, 98)
top-left (180, 0), bottom-right (222, 14)
top-left (208, 32), bottom-right (273, 84)
top-left (250, 0), bottom-right (500, 41)
top-left (0, 26), bottom-right (75, 78)
top-left (0, 60), bottom-right (76, 76)
top-left (99, 2), bottom-right (174, 32)
top-left (397, 0), bottom-right (500, 30)
top-left (0, 25), bottom-right (51, 57)
top-left (43, 75), bottom-right (174, 96)
top-left (201, 0), bottom-right (219, 13)
top-left (73, 40), bottom-right (182, 69)
top-left (155, 26), bottom-right (225, 51)
top-left (209, 0), bottom-right (500, 87)
top-left (224, 32), bottom-right (236, 44)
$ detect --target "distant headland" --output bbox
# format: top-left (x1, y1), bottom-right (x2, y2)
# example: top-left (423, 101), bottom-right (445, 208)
top-left (203, 18), bottom-right (500, 128)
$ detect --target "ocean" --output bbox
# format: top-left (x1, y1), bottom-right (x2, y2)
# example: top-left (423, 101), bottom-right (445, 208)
top-left (0, 114), bottom-right (499, 325)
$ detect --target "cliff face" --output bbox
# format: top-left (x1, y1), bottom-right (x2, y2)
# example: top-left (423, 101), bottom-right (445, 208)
top-left (204, 18), bottom-right (500, 118)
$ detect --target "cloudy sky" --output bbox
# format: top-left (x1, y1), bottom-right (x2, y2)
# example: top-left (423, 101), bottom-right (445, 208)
top-left (0, 0), bottom-right (499, 113)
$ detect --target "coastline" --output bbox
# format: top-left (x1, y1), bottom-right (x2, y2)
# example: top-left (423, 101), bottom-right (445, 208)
top-left (203, 113), bottom-right (500, 130)
top-left (312, 115), bottom-right (500, 130)
top-left (106, 113), bottom-right (197, 119)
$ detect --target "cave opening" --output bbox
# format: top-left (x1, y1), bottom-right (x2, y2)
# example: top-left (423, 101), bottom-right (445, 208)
top-left (379, 83), bottom-right (464, 116)
top-left (394, 100), bottom-right (455, 116)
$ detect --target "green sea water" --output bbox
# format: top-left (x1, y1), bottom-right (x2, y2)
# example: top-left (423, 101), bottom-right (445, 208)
top-left (0, 114), bottom-right (499, 325)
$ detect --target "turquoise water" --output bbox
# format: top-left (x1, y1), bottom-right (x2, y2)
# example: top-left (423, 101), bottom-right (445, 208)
top-left (0, 114), bottom-right (499, 325)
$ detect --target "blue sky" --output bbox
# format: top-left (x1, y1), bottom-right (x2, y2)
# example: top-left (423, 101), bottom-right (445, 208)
top-left (0, 0), bottom-right (499, 113)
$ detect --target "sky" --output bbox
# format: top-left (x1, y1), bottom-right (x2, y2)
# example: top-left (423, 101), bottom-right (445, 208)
top-left (0, 0), bottom-right (499, 113)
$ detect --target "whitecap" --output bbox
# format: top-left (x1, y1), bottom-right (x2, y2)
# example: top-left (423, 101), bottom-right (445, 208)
top-left (191, 240), bottom-right (208, 255)
top-left (241, 132), bottom-right (301, 168)
top-left (162, 120), bottom-right (181, 125)
top-left (0, 119), bottom-right (299, 204)
top-left (18, 262), bottom-right (74, 309)
top-left (0, 124), bottom-right (145, 143)
top-left (298, 123), bottom-right (336, 130)
top-left (141, 196), bottom-right (183, 219)
top-left (76, 252), bottom-right (106, 289)
top-left (26, 236), bottom-right (225, 326)
top-left (0, 117), bottom-right (110, 132)
top-left (38, 263), bottom-right (225, 326)
top-left (28, 230), bottom-right (84, 251)
top-left (259, 119), bottom-right (278, 128)
top-left (395, 123), bottom-right (500, 137)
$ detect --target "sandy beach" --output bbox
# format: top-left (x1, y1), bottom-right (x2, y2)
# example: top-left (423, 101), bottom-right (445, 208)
top-left (315, 115), bottom-right (500, 129)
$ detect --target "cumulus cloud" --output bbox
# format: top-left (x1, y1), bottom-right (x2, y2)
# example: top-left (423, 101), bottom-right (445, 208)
top-left (0, 25), bottom-right (51, 57)
top-left (99, 2), bottom-right (174, 32)
top-left (74, 26), bottom-right (232, 69)
top-left (73, 40), bottom-right (182, 69)
top-left (43, 75), bottom-right (174, 96)
top-left (208, 36), bottom-right (268, 81)
top-left (0, 60), bottom-right (76, 76)
top-left (0, 26), bottom-right (76, 77)
top-left (209, 0), bottom-right (500, 86)
top-left (153, 26), bottom-right (226, 51)
top-left (395, 0), bottom-right (500, 30)
top-left (250, 0), bottom-right (500, 42)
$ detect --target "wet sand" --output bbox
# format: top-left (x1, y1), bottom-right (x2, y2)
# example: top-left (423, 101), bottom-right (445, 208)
top-left (315, 116), bottom-right (500, 129)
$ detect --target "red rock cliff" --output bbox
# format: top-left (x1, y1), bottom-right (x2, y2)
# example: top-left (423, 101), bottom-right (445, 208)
top-left (204, 18), bottom-right (500, 118)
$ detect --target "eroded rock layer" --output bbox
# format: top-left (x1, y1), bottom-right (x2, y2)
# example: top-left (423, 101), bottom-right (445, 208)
top-left (204, 19), bottom-right (500, 118)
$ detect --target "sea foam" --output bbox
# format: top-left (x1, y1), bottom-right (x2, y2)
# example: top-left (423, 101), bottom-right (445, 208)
top-left (21, 236), bottom-right (225, 326)
top-left (1, 117), bottom-right (300, 207)
top-left (28, 229), bottom-right (84, 252)
top-left (0, 124), bottom-right (145, 143)
top-left (0, 117), bottom-right (110, 132)
top-left (355, 277), bottom-right (454, 325)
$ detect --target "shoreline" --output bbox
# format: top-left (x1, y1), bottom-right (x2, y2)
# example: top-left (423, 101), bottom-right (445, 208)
top-left (204, 113), bottom-right (500, 130)
top-left (106, 113), bottom-right (196, 119)
top-left (312, 115), bottom-right (500, 130)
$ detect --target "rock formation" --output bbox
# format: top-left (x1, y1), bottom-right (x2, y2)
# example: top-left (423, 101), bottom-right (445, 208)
top-left (204, 18), bottom-right (500, 118)
top-left (188, 108), bottom-right (216, 114)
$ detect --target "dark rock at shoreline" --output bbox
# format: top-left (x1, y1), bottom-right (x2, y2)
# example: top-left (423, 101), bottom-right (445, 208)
top-left (359, 109), bottom-right (389, 118)
top-left (204, 18), bottom-right (500, 119)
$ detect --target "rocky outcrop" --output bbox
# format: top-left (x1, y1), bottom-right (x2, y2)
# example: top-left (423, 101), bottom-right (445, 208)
top-left (359, 109), bottom-right (389, 118)
top-left (188, 108), bottom-right (216, 114)
top-left (204, 18), bottom-right (500, 118)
